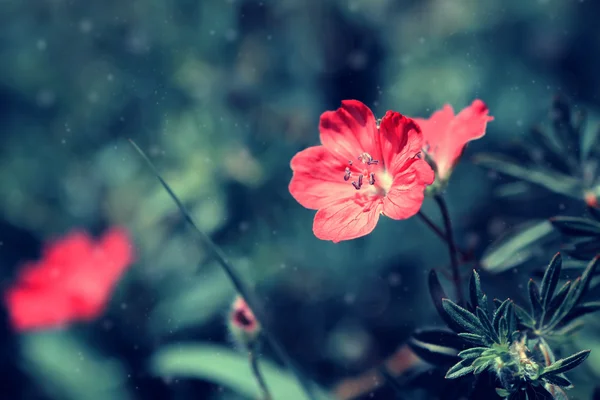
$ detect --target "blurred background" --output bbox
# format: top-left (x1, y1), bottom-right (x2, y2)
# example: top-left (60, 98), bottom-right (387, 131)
top-left (1, 0), bottom-right (600, 399)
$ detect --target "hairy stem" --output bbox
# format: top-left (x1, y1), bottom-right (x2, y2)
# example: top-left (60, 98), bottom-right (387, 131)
top-left (434, 194), bottom-right (464, 305)
top-left (130, 140), bottom-right (317, 400)
top-left (249, 344), bottom-right (273, 400)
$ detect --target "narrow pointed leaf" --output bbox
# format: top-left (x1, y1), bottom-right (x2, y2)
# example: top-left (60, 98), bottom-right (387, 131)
top-left (560, 301), bottom-right (600, 326)
top-left (505, 302), bottom-right (516, 338)
top-left (540, 253), bottom-right (562, 308)
top-left (445, 360), bottom-right (475, 379)
top-left (543, 374), bottom-right (572, 388)
top-left (457, 347), bottom-right (488, 360)
top-left (550, 217), bottom-right (600, 237)
top-left (474, 154), bottom-right (582, 199)
top-left (541, 350), bottom-right (591, 376)
top-left (575, 255), bottom-right (600, 303)
top-left (548, 278), bottom-right (581, 328)
top-left (469, 270), bottom-right (485, 311)
top-left (528, 279), bottom-right (543, 321)
top-left (493, 299), bottom-right (511, 333)
top-left (514, 303), bottom-right (535, 328)
top-left (498, 317), bottom-right (508, 342)
top-left (476, 307), bottom-right (499, 343)
top-left (457, 333), bottom-right (486, 346)
top-left (544, 281), bottom-right (571, 324)
top-left (442, 299), bottom-right (485, 335)
top-left (428, 270), bottom-right (464, 332)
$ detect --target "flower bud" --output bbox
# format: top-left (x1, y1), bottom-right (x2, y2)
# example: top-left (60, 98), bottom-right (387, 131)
top-left (227, 296), bottom-right (261, 347)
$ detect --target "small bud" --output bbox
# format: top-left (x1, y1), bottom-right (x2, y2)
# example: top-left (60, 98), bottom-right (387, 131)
top-left (228, 296), bottom-right (261, 347)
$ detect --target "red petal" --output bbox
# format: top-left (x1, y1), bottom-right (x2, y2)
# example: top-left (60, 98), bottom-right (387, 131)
top-left (383, 157), bottom-right (434, 220)
top-left (378, 111), bottom-right (425, 175)
top-left (415, 100), bottom-right (493, 179)
top-left (312, 195), bottom-right (383, 242)
top-left (5, 287), bottom-right (73, 331)
top-left (289, 146), bottom-right (357, 210)
top-left (319, 100), bottom-right (381, 163)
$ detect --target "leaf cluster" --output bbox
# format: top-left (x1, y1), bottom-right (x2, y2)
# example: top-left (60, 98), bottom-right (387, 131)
top-left (408, 253), bottom-right (599, 399)
top-left (551, 207), bottom-right (600, 261)
top-left (474, 96), bottom-right (600, 202)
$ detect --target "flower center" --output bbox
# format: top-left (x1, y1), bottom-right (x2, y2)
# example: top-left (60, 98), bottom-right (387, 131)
top-left (343, 152), bottom-right (392, 195)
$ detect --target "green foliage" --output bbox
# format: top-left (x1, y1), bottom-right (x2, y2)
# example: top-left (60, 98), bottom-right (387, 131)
top-left (551, 208), bottom-right (600, 261)
top-left (475, 96), bottom-right (600, 203)
top-left (150, 344), bottom-right (332, 400)
top-left (409, 253), bottom-right (600, 399)
top-left (480, 220), bottom-right (556, 273)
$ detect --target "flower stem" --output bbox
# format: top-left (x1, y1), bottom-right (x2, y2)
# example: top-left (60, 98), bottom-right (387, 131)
top-left (417, 211), bottom-right (469, 261)
top-left (433, 194), bottom-right (464, 305)
top-left (130, 140), bottom-right (318, 400)
top-left (249, 343), bottom-right (273, 400)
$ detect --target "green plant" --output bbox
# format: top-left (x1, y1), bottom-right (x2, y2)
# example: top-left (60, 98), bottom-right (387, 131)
top-left (409, 253), bottom-right (599, 399)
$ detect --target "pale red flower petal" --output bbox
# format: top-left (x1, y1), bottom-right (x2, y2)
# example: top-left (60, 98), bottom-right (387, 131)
top-left (378, 111), bottom-right (423, 173)
top-left (289, 146), bottom-right (357, 210)
top-left (383, 157), bottom-right (434, 220)
top-left (319, 100), bottom-right (381, 163)
top-left (313, 196), bottom-right (383, 242)
top-left (414, 100), bottom-right (493, 179)
top-left (379, 111), bottom-right (427, 176)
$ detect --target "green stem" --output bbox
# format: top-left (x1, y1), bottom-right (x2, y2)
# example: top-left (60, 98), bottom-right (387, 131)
top-left (249, 343), bottom-right (273, 400)
top-left (417, 211), bottom-right (469, 261)
top-left (130, 140), bottom-right (317, 400)
top-left (433, 194), bottom-right (464, 305)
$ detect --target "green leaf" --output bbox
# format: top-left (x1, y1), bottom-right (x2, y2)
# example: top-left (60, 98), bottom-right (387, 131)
top-left (548, 278), bottom-right (581, 328)
top-left (541, 349), bottom-right (591, 377)
top-left (575, 255), bottom-right (600, 303)
top-left (481, 220), bottom-right (555, 273)
top-left (543, 374), bottom-right (572, 388)
top-left (514, 303), bottom-right (535, 328)
top-left (476, 307), bottom-right (500, 344)
top-left (457, 333), bottom-right (487, 345)
top-left (457, 347), bottom-right (488, 360)
top-left (445, 359), bottom-right (475, 379)
top-left (528, 279), bottom-right (543, 322)
top-left (469, 270), bottom-right (485, 311)
top-left (474, 153), bottom-right (582, 199)
top-left (496, 388), bottom-right (510, 398)
top-left (498, 317), bottom-right (508, 343)
top-left (442, 299), bottom-right (486, 335)
top-left (428, 270), bottom-right (464, 333)
top-left (505, 302), bottom-right (516, 339)
top-left (550, 217), bottom-right (600, 237)
top-left (493, 299), bottom-right (511, 333)
top-left (150, 344), bottom-right (331, 400)
top-left (408, 330), bottom-right (461, 366)
top-left (540, 253), bottom-right (562, 308)
top-left (544, 281), bottom-right (571, 324)
top-left (561, 301), bottom-right (600, 325)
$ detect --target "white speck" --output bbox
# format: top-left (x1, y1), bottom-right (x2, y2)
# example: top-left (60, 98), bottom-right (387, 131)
top-left (36, 90), bottom-right (55, 107)
top-left (36, 39), bottom-right (47, 50)
top-left (267, 35), bottom-right (272, 41)
top-left (225, 29), bottom-right (238, 41)
top-left (79, 19), bottom-right (93, 33)
top-left (209, 30), bottom-right (216, 36)
top-left (88, 91), bottom-right (99, 103)
top-left (61, 139), bottom-right (66, 144)
top-left (107, 74), bottom-right (114, 81)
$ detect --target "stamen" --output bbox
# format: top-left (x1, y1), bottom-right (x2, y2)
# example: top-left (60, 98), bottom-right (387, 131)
top-left (344, 167), bottom-right (351, 181)
top-left (367, 159), bottom-right (379, 165)
top-left (369, 173), bottom-right (375, 185)
top-left (352, 174), bottom-right (364, 190)
top-left (348, 160), bottom-right (353, 166)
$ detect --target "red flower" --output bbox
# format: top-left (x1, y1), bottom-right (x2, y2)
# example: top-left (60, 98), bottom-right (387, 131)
top-left (413, 99), bottom-right (494, 182)
top-left (289, 100), bottom-right (434, 242)
top-left (4, 227), bottom-right (134, 331)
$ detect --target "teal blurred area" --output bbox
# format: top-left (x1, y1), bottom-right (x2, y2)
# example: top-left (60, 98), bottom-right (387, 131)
top-left (1, 0), bottom-right (600, 399)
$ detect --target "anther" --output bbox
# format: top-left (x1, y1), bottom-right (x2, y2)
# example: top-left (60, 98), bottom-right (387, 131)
top-left (352, 174), bottom-right (364, 190)
top-left (367, 159), bottom-right (379, 165)
top-left (348, 160), bottom-right (353, 166)
top-left (369, 173), bottom-right (375, 185)
top-left (344, 167), bottom-right (351, 181)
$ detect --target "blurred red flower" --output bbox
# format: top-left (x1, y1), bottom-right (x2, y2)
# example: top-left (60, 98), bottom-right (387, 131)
top-left (4, 227), bottom-right (134, 331)
top-left (413, 99), bottom-right (494, 182)
top-left (289, 100), bottom-right (434, 242)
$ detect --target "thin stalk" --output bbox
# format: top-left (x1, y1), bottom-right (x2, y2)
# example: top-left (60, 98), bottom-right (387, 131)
top-left (433, 194), bottom-right (464, 305)
top-left (417, 211), bottom-right (469, 261)
top-left (249, 344), bottom-right (273, 400)
top-left (130, 140), bottom-right (318, 400)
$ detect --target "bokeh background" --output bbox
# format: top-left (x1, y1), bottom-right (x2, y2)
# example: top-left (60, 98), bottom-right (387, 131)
top-left (2, 0), bottom-right (600, 399)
